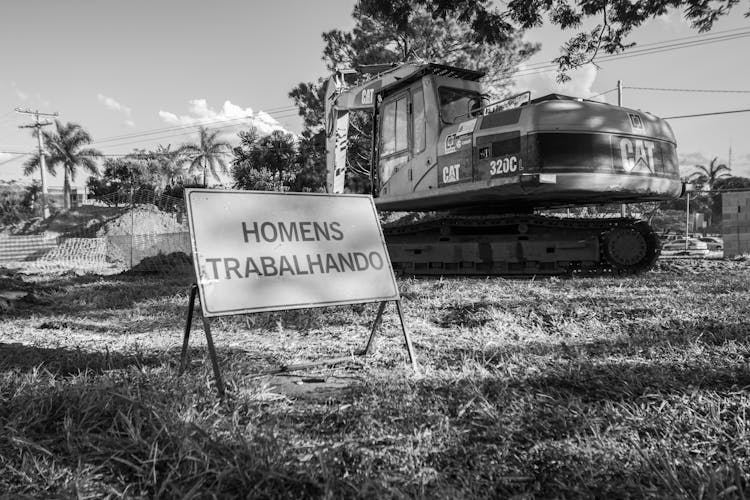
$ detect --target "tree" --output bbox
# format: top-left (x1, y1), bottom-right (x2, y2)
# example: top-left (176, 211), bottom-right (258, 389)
top-left (684, 157), bottom-right (731, 228)
top-left (24, 120), bottom-right (102, 210)
top-left (688, 157), bottom-right (731, 192)
top-left (322, 1), bottom-right (538, 95)
top-left (179, 127), bottom-right (231, 187)
top-left (291, 129), bottom-right (327, 193)
top-left (363, 0), bottom-right (749, 81)
top-left (86, 155), bottom-right (155, 205)
top-left (232, 128), bottom-right (298, 191)
top-left (0, 180), bottom-right (35, 225)
top-left (151, 144), bottom-right (185, 190)
top-left (288, 80), bottom-right (329, 193)
top-left (289, 0), bottom-right (539, 193)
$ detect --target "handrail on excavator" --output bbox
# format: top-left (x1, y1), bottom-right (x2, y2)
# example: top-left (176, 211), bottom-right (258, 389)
top-left (456, 90), bottom-right (532, 122)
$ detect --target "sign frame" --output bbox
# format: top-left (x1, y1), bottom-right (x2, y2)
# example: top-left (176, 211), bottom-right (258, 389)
top-left (179, 189), bottom-right (418, 396)
top-left (185, 189), bottom-right (400, 317)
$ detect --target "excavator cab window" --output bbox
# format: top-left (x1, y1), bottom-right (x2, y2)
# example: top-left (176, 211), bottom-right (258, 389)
top-left (412, 85), bottom-right (426, 154)
top-left (379, 93), bottom-right (409, 183)
top-left (439, 87), bottom-right (482, 123)
top-left (381, 94), bottom-right (408, 156)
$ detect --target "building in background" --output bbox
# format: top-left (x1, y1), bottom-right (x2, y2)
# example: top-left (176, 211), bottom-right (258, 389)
top-left (722, 191), bottom-right (750, 257)
top-left (46, 186), bottom-right (87, 209)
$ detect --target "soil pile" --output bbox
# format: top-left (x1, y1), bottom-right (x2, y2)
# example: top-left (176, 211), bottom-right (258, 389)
top-left (123, 251), bottom-right (193, 275)
top-left (95, 205), bottom-right (187, 236)
top-left (4, 205), bottom-right (126, 237)
top-left (3, 204), bottom-right (191, 275)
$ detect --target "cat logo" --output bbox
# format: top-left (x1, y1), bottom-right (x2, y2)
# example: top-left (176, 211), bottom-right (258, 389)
top-left (361, 88), bottom-right (374, 105)
top-left (442, 163), bottom-right (461, 183)
top-left (445, 133), bottom-right (458, 154)
top-left (628, 113), bottom-right (644, 131)
top-left (618, 137), bottom-right (656, 173)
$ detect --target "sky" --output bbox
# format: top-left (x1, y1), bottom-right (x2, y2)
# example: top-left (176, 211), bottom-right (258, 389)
top-left (0, 1), bottom-right (748, 189)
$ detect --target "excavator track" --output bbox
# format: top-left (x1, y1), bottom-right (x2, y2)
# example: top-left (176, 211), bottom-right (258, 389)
top-left (383, 214), bottom-right (661, 276)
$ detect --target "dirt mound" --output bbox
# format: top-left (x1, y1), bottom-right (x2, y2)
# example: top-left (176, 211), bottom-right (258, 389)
top-left (122, 251), bottom-right (193, 275)
top-left (6, 205), bottom-right (127, 237)
top-left (95, 205), bottom-right (187, 236)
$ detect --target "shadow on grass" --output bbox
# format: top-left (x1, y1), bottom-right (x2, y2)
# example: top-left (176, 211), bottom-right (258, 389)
top-left (429, 317), bottom-right (750, 405)
top-left (5, 272), bottom-right (194, 319)
top-left (435, 312), bottom-right (750, 361)
top-left (0, 341), bottom-right (164, 376)
top-left (6, 273), bottom-right (375, 335)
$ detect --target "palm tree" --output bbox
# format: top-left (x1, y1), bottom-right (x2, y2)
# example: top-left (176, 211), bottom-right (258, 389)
top-left (153, 144), bottom-right (185, 190)
top-left (687, 157), bottom-right (730, 229)
top-left (179, 127), bottom-right (231, 186)
top-left (24, 120), bottom-right (102, 210)
top-left (688, 157), bottom-right (730, 192)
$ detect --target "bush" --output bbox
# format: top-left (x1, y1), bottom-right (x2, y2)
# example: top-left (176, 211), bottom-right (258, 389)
top-left (0, 181), bottom-right (36, 226)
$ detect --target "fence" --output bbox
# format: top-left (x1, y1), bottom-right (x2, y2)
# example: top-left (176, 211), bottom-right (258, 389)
top-left (0, 190), bottom-right (194, 275)
top-left (0, 234), bottom-right (59, 263)
top-left (1, 189), bottom-right (747, 276)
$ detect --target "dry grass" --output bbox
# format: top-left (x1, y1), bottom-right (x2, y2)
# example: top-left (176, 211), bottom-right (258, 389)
top-left (1, 260), bottom-right (750, 498)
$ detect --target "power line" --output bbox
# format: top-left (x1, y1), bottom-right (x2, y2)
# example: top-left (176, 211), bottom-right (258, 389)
top-left (626, 86), bottom-right (750, 94)
top-left (517, 28), bottom-right (750, 74)
top-left (6, 27), bottom-right (749, 166)
top-left (88, 109), bottom-right (302, 153)
top-left (517, 26), bottom-right (750, 73)
top-left (101, 30), bottom-right (750, 151)
top-left (90, 106), bottom-right (298, 146)
top-left (587, 88), bottom-right (618, 99)
top-left (664, 108), bottom-right (750, 119)
top-left (0, 153), bottom-right (26, 166)
top-left (512, 30), bottom-right (750, 79)
top-left (78, 28), bottom-right (750, 153)
top-left (93, 113), bottom-right (302, 152)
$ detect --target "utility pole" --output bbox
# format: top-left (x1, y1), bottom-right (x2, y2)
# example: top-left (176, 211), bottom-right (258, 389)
top-left (16, 108), bottom-right (58, 219)
top-left (729, 141), bottom-right (733, 170)
top-left (685, 191), bottom-right (690, 251)
top-left (617, 80), bottom-right (627, 218)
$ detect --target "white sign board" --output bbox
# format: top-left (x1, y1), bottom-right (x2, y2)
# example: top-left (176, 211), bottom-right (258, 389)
top-left (185, 189), bottom-right (399, 317)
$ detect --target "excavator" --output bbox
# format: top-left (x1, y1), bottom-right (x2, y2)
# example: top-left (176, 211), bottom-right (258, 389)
top-left (324, 62), bottom-right (683, 275)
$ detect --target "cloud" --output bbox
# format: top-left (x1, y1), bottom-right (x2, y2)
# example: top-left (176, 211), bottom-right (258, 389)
top-left (11, 81), bottom-right (28, 101)
top-left (679, 151), bottom-right (711, 168)
top-left (512, 63), bottom-right (607, 102)
top-left (651, 9), bottom-right (691, 29)
top-left (97, 94), bottom-right (132, 116)
top-left (158, 99), bottom-right (287, 136)
top-left (97, 94), bottom-right (134, 127)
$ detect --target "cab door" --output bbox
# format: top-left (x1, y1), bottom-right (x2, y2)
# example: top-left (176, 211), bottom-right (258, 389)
top-left (409, 82), bottom-right (427, 192)
top-left (378, 91), bottom-right (410, 196)
top-left (377, 81), bottom-right (429, 197)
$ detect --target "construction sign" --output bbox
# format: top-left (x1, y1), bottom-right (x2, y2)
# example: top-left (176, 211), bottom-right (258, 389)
top-left (185, 189), bottom-right (399, 316)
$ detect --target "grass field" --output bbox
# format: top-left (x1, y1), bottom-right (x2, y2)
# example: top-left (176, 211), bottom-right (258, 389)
top-left (1, 260), bottom-right (750, 498)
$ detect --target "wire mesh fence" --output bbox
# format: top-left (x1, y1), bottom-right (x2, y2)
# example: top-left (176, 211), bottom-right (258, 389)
top-left (2, 189), bottom-right (749, 276)
top-left (0, 189), bottom-right (193, 276)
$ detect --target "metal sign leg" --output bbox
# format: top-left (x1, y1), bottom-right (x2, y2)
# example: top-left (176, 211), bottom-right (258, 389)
top-left (179, 284), bottom-right (199, 374)
top-left (360, 301), bottom-right (387, 355)
top-left (179, 283), bottom-right (226, 398)
top-left (395, 299), bottom-right (419, 371)
top-left (201, 315), bottom-right (225, 398)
